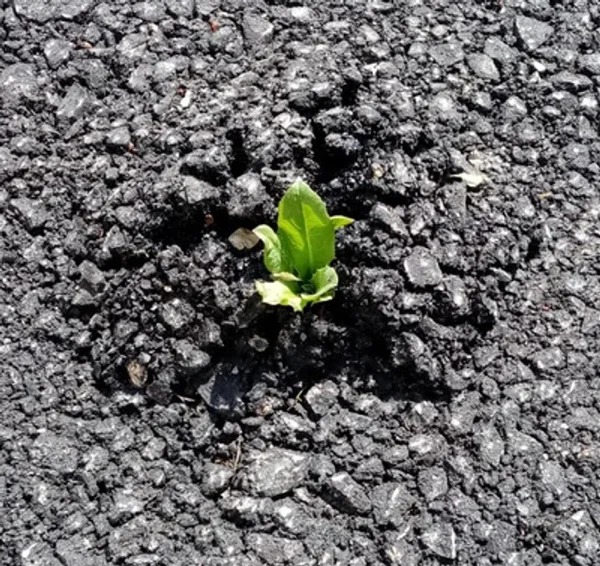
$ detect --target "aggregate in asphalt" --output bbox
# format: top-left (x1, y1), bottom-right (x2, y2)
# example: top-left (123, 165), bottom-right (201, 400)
top-left (1, 0), bottom-right (599, 565)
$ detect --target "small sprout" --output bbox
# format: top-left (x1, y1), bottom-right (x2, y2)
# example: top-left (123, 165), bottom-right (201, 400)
top-left (253, 180), bottom-right (353, 312)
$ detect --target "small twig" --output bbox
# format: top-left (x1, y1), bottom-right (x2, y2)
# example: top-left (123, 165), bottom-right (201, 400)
top-left (233, 439), bottom-right (242, 470)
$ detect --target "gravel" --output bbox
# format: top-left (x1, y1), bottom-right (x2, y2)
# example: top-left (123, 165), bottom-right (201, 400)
top-left (1, 1), bottom-right (598, 565)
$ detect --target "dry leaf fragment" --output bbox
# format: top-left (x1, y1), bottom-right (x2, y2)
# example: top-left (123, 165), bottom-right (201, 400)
top-left (451, 170), bottom-right (490, 188)
top-left (371, 162), bottom-right (385, 179)
top-left (229, 227), bottom-right (259, 250)
top-left (126, 359), bottom-right (148, 388)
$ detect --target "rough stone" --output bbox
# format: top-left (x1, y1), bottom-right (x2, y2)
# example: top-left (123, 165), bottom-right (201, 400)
top-left (13, 0), bottom-right (93, 22)
top-left (476, 425), bottom-right (505, 466)
top-left (243, 13), bottom-right (274, 44)
top-left (429, 42), bottom-right (464, 66)
top-left (539, 461), bottom-right (567, 498)
top-left (326, 472), bottom-right (372, 515)
top-left (30, 431), bottom-right (79, 474)
top-left (243, 448), bottom-right (310, 497)
top-left (106, 127), bottom-right (131, 149)
top-left (370, 203), bottom-right (408, 236)
top-left (246, 533), bottom-right (304, 564)
top-left (422, 523), bottom-right (457, 559)
top-left (227, 173), bottom-right (271, 218)
top-left (56, 84), bottom-right (90, 120)
top-left (142, 437), bottom-right (166, 460)
top-left (467, 54), bottom-right (500, 81)
top-left (404, 247), bottom-right (443, 287)
top-left (11, 198), bottom-right (50, 232)
top-left (133, 1), bottom-right (166, 22)
top-left (178, 176), bottom-right (220, 205)
top-left (159, 298), bottom-right (195, 332)
top-left (164, 0), bottom-right (194, 17)
top-left (201, 463), bottom-right (234, 495)
top-left (372, 483), bottom-right (415, 527)
top-left (111, 489), bottom-right (145, 522)
top-left (533, 347), bottom-right (566, 372)
top-left (20, 543), bottom-right (62, 566)
top-left (1, 64), bottom-right (39, 99)
top-left (107, 516), bottom-right (147, 560)
top-left (117, 33), bottom-right (148, 59)
top-left (102, 226), bottom-right (127, 256)
top-left (195, 0), bottom-right (220, 16)
top-left (43, 40), bottom-right (71, 69)
top-left (550, 72), bottom-right (593, 92)
top-left (504, 96), bottom-right (528, 120)
top-left (515, 16), bottom-right (554, 52)
top-left (304, 380), bottom-right (339, 418)
top-left (55, 535), bottom-right (104, 566)
top-left (184, 147), bottom-right (229, 184)
top-left (579, 53), bottom-right (600, 75)
top-left (78, 260), bottom-right (105, 294)
top-left (197, 366), bottom-right (246, 417)
top-left (408, 434), bottom-right (446, 458)
top-left (173, 340), bottom-right (211, 374)
top-left (384, 536), bottom-right (420, 566)
top-left (484, 37), bottom-right (517, 65)
top-left (72, 290), bottom-right (95, 310)
top-left (430, 92), bottom-right (456, 116)
top-left (418, 467), bottom-right (449, 501)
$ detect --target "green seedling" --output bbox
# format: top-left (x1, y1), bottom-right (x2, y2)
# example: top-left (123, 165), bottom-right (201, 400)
top-left (253, 180), bottom-right (354, 312)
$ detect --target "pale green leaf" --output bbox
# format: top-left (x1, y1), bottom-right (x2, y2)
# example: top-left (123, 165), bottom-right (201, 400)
top-left (255, 280), bottom-right (304, 312)
top-left (310, 293), bottom-right (335, 306)
top-left (277, 180), bottom-right (335, 281)
top-left (300, 266), bottom-right (339, 304)
top-left (255, 268), bottom-right (339, 312)
top-left (330, 215), bottom-right (354, 230)
top-left (253, 224), bottom-right (289, 275)
top-left (312, 265), bottom-right (338, 294)
top-left (272, 271), bottom-right (303, 282)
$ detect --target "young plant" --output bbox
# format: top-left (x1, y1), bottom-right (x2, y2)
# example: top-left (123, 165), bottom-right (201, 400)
top-left (253, 180), bottom-right (353, 312)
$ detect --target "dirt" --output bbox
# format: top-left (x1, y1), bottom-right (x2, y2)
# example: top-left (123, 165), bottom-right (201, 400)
top-left (1, 0), bottom-right (599, 564)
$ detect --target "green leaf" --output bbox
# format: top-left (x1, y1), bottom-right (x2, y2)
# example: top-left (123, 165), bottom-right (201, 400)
top-left (255, 280), bottom-right (304, 312)
top-left (252, 180), bottom-right (352, 312)
top-left (330, 215), bottom-right (354, 230)
top-left (255, 268), bottom-right (339, 312)
top-left (312, 265), bottom-right (339, 295)
top-left (253, 225), bottom-right (289, 275)
top-left (301, 266), bottom-right (339, 304)
top-left (277, 180), bottom-right (335, 280)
